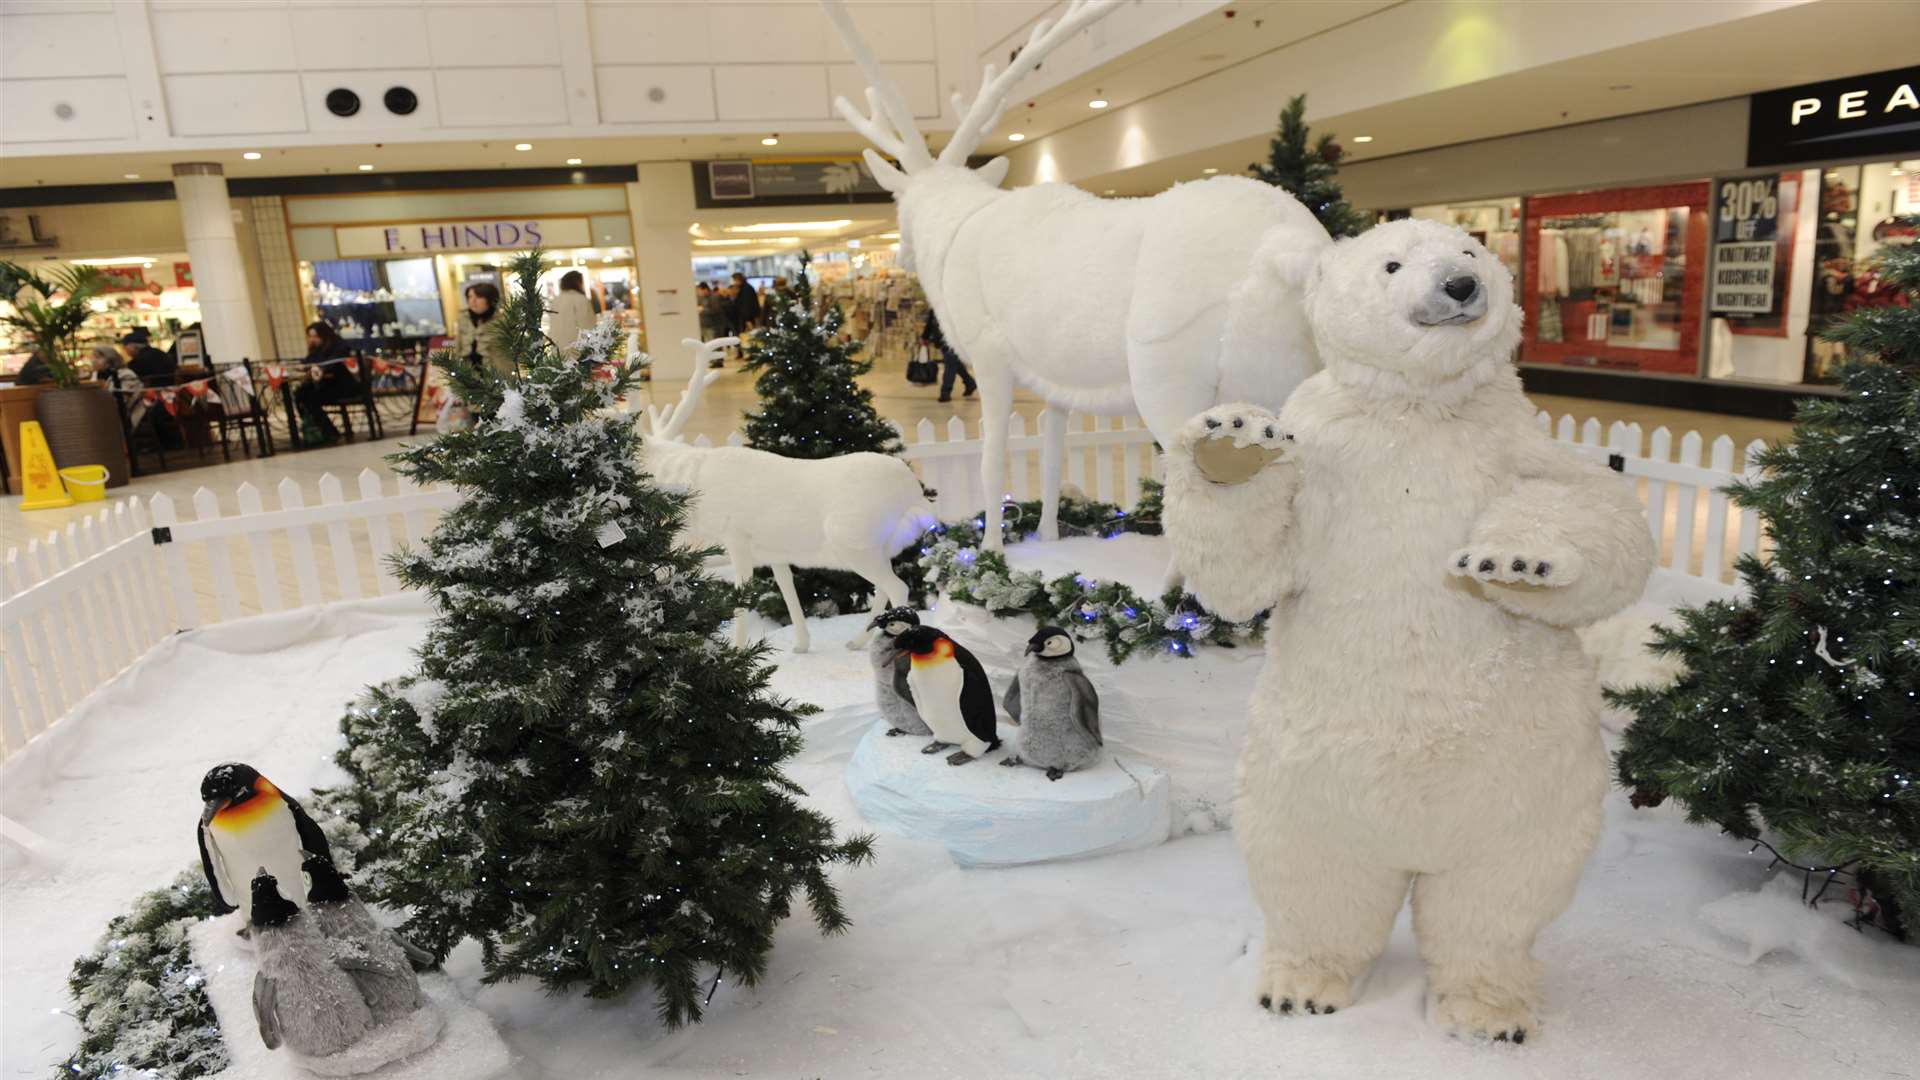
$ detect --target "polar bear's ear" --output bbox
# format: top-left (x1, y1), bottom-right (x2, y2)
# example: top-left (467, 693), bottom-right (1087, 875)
top-left (1267, 246), bottom-right (1321, 295)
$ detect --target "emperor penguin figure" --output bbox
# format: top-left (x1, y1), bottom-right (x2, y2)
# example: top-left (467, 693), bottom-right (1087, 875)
top-left (302, 852), bottom-right (433, 1027)
top-left (896, 625), bottom-right (1000, 765)
top-left (999, 626), bottom-right (1103, 780)
top-left (866, 607), bottom-right (930, 737)
top-left (249, 869), bottom-right (373, 1058)
top-left (198, 763), bottom-right (334, 923)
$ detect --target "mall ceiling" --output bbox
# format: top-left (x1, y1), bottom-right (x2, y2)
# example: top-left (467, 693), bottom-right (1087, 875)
top-left (1, 0), bottom-right (1913, 199)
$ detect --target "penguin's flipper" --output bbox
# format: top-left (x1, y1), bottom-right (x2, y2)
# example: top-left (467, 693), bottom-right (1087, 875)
top-left (253, 971), bottom-right (282, 1049)
top-left (1002, 674), bottom-right (1022, 724)
top-left (390, 928), bottom-right (435, 967)
top-left (284, 795), bottom-right (335, 862)
top-left (950, 642), bottom-right (999, 745)
top-left (1067, 669), bottom-right (1102, 745)
top-left (197, 823), bottom-right (237, 916)
top-left (892, 653), bottom-right (914, 705)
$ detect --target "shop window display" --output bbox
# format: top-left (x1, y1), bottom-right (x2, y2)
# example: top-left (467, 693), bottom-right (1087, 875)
top-left (1520, 182), bottom-right (1708, 375)
top-left (1802, 159), bottom-right (1917, 382)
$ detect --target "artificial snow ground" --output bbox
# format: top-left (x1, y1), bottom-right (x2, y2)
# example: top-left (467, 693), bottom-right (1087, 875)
top-left (6, 537), bottom-right (1920, 1079)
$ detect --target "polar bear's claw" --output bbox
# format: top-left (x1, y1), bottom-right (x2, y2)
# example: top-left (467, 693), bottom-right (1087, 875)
top-left (1448, 546), bottom-right (1582, 588)
top-left (1435, 987), bottom-right (1536, 1044)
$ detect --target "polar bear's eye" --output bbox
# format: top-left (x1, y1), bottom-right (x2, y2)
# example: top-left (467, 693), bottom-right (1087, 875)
top-left (1384, 261), bottom-right (1401, 274)
top-left (1462, 250), bottom-right (1475, 257)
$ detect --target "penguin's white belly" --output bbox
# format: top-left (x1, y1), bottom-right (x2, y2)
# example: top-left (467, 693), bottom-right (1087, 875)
top-left (210, 809), bottom-right (308, 920)
top-left (908, 660), bottom-right (969, 744)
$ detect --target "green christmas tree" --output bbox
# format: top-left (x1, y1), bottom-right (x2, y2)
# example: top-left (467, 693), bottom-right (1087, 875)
top-left (741, 252), bottom-right (901, 459)
top-left (1249, 94), bottom-right (1368, 239)
top-left (335, 251), bottom-right (874, 1026)
top-left (737, 253), bottom-right (911, 620)
top-left (1613, 222), bottom-right (1919, 939)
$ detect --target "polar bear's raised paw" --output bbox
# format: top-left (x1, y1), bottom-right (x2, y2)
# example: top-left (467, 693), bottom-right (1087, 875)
top-left (1447, 545), bottom-right (1583, 588)
top-left (1178, 405), bottom-right (1293, 486)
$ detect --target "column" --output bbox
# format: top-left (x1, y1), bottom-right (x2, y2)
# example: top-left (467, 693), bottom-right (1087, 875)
top-left (172, 163), bottom-right (264, 365)
top-left (627, 164), bottom-right (701, 382)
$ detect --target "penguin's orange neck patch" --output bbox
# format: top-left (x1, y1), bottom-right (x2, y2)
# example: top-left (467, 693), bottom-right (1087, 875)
top-left (911, 639), bottom-right (954, 667)
top-left (212, 777), bottom-right (280, 832)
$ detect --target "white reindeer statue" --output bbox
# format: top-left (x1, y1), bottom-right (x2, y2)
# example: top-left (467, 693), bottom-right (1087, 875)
top-left (825, 0), bottom-right (1330, 549)
top-left (641, 338), bottom-right (936, 654)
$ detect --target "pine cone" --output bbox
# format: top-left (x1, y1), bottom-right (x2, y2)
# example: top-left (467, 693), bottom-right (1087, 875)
top-left (1786, 592), bottom-right (1814, 619)
top-left (1629, 787), bottom-right (1666, 809)
top-left (1321, 142), bottom-right (1344, 165)
top-left (1729, 607), bottom-right (1764, 641)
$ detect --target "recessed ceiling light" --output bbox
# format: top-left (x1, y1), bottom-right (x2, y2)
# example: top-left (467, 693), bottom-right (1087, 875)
top-left (724, 219), bottom-right (852, 233)
top-left (1008, 132), bottom-right (1026, 142)
top-left (761, 135), bottom-right (779, 146)
top-left (1352, 135), bottom-right (1374, 144)
top-left (123, 173), bottom-right (140, 180)
top-left (1102, 189), bottom-right (1115, 195)
top-left (514, 143), bottom-right (533, 151)
top-left (242, 152), bottom-right (262, 160)
top-left (1202, 167), bottom-right (1218, 175)
top-left (566, 157), bottom-right (582, 165)
top-left (1088, 98), bottom-right (1109, 109)
top-left (847, 239), bottom-right (862, 248)
top-left (692, 239), bottom-right (754, 247)
top-left (357, 164), bottom-right (374, 171)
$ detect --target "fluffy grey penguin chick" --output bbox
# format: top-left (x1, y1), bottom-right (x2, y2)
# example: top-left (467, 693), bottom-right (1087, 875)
top-left (250, 868), bottom-right (373, 1057)
top-left (1000, 626), bottom-right (1103, 780)
top-left (303, 852), bottom-right (428, 1026)
top-left (867, 606), bottom-right (931, 736)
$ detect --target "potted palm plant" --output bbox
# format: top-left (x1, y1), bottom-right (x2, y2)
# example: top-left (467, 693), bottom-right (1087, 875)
top-left (2, 261), bottom-right (131, 486)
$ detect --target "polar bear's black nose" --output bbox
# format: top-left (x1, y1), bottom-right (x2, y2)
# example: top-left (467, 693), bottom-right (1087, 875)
top-left (1443, 275), bottom-right (1480, 303)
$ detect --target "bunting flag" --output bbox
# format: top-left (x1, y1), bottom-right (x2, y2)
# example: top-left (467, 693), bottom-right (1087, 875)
top-left (266, 365), bottom-right (286, 389)
top-left (344, 357), bottom-right (359, 374)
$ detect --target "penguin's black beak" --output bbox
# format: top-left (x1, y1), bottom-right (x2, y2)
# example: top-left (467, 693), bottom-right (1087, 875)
top-left (1025, 640), bottom-right (1043, 655)
top-left (866, 612), bottom-right (888, 631)
top-left (200, 799), bottom-right (221, 825)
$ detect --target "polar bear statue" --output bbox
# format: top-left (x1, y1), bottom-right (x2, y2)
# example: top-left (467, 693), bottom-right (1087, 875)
top-left (1162, 219), bottom-right (1654, 1042)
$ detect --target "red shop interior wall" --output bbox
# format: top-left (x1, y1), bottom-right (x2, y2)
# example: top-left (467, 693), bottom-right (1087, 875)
top-left (1521, 181), bottom-right (1710, 375)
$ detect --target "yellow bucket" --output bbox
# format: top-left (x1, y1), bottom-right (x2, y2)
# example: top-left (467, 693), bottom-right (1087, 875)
top-left (58, 465), bottom-right (109, 502)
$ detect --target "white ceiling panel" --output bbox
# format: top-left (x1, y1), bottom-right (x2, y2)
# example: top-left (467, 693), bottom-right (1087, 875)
top-left (165, 73), bottom-right (307, 135)
top-left (152, 7), bottom-right (297, 74)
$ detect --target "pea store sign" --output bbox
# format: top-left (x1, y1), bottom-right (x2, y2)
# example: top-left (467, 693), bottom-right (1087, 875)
top-left (1711, 177), bottom-right (1781, 316)
top-left (1747, 66), bottom-right (1920, 167)
top-left (334, 218), bottom-right (591, 258)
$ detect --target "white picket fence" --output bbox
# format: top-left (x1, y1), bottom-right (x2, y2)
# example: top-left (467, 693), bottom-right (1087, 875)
top-left (684, 409), bottom-right (1161, 520)
top-left (0, 408), bottom-right (1770, 764)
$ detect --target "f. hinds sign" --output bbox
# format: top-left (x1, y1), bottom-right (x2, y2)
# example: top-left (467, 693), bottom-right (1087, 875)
top-left (1748, 66), bottom-right (1920, 167)
top-left (334, 217), bottom-right (592, 258)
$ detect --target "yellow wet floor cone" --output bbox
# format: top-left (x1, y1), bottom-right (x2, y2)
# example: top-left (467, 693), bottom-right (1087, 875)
top-left (17, 420), bottom-right (75, 510)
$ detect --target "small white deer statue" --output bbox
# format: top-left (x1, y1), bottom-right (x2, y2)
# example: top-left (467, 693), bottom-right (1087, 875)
top-left (824, 0), bottom-right (1330, 549)
top-left (640, 338), bottom-right (936, 654)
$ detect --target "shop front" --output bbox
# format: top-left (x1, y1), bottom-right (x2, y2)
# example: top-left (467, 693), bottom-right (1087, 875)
top-left (280, 185), bottom-right (643, 365)
top-left (1364, 65), bottom-right (1918, 415)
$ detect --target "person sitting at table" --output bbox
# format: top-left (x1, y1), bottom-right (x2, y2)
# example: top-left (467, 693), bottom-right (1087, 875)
top-left (293, 320), bottom-right (358, 446)
top-left (122, 330), bottom-right (177, 386)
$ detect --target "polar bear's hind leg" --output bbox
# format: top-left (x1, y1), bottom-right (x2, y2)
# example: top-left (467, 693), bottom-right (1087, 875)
top-left (1246, 839), bottom-right (1409, 1016)
top-left (1411, 839), bottom-right (1591, 1043)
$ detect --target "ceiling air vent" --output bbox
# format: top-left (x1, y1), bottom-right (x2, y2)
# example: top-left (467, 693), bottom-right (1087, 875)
top-left (384, 86), bottom-right (418, 116)
top-left (325, 88), bottom-right (361, 117)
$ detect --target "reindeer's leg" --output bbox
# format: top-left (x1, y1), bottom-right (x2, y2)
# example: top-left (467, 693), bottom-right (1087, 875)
top-left (844, 553), bottom-right (911, 651)
top-left (978, 375), bottom-right (1015, 552)
top-left (768, 562), bottom-right (809, 653)
top-left (726, 545), bottom-right (755, 650)
top-left (1039, 407), bottom-right (1068, 541)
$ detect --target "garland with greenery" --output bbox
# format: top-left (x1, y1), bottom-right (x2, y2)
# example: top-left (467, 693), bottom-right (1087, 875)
top-left (53, 796), bottom-right (369, 1079)
top-left (917, 483), bottom-right (1260, 663)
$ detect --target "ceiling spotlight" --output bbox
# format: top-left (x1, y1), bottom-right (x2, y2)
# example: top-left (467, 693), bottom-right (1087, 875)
top-left (1202, 167), bottom-right (1218, 175)
top-left (847, 239), bottom-right (862, 248)
top-left (358, 164), bottom-right (374, 171)
top-left (1008, 132), bottom-right (1026, 142)
top-left (242, 151), bottom-right (262, 160)
top-left (1102, 189), bottom-right (1115, 195)
top-left (566, 157), bottom-right (583, 165)
top-left (124, 173), bottom-right (140, 180)
top-left (1088, 97), bottom-right (1109, 109)
top-left (761, 135), bottom-right (780, 146)
top-left (1351, 135), bottom-right (1374, 144)
top-left (514, 142), bottom-right (533, 151)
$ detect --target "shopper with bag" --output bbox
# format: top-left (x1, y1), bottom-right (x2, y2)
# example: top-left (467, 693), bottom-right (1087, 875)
top-left (923, 309), bottom-right (975, 401)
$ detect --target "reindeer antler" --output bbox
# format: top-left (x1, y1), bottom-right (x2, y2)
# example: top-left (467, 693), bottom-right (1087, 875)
top-left (823, 0), bottom-right (933, 180)
top-left (938, 0), bottom-right (1119, 166)
top-left (647, 337), bottom-right (736, 442)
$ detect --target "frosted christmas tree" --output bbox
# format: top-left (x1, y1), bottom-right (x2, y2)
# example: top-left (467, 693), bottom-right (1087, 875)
top-left (335, 252), bottom-right (874, 1027)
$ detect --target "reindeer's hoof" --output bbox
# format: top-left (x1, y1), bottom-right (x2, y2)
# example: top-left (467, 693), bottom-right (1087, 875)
top-left (791, 641), bottom-right (810, 654)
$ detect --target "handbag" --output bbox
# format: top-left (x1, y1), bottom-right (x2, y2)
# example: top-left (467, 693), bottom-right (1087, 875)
top-left (905, 343), bottom-right (938, 385)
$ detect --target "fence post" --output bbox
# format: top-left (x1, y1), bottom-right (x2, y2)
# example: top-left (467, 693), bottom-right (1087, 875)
top-left (359, 470), bottom-right (400, 595)
top-left (1702, 436), bottom-right (1735, 584)
top-left (277, 478), bottom-right (324, 608)
top-left (318, 473), bottom-right (364, 601)
top-left (1737, 440), bottom-right (1767, 563)
top-left (149, 493), bottom-right (201, 629)
top-left (235, 482), bottom-right (283, 612)
top-left (193, 487), bottom-right (245, 621)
